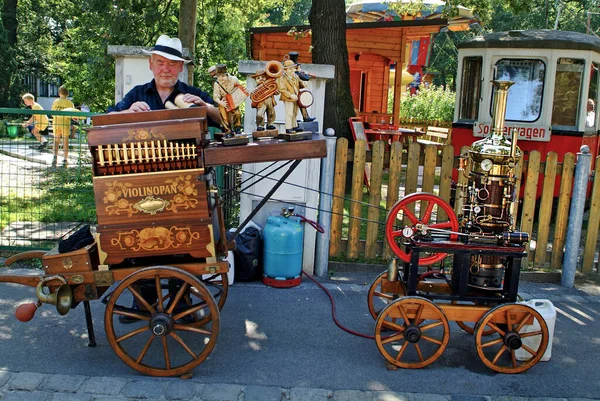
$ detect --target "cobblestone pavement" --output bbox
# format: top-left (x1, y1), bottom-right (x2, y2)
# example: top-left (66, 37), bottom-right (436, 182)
top-left (0, 369), bottom-right (599, 401)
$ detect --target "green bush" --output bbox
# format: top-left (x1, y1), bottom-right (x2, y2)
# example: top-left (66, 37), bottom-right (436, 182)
top-left (399, 85), bottom-right (456, 122)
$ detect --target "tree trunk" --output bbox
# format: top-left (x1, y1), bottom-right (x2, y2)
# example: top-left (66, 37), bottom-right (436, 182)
top-left (2, 0), bottom-right (18, 46)
top-left (309, 0), bottom-right (355, 140)
top-left (179, 0), bottom-right (197, 86)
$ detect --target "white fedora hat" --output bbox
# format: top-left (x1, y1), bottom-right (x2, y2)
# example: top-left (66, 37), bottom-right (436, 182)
top-left (143, 34), bottom-right (191, 64)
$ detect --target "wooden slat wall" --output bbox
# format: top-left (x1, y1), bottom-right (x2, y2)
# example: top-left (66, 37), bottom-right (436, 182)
top-left (331, 139), bottom-right (599, 274)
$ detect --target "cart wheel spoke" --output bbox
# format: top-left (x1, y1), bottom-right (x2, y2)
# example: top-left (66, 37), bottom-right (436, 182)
top-left (414, 343), bottom-right (424, 362)
top-left (161, 336), bottom-right (171, 370)
top-left (155, 276), bottom-right (164, 313)
top-left (169, 331), bottom-right (197, 359)
top-left (480, 337), bottom-right (504, 348)
top-left (386, 193), bottom-right (459, 266)
top-left (474, 303), bottom-right (549, 373)
top-left (381, 332), bottom-right (405, 345)
top-left (395, 341), bottom-right (408, 361)
top-left (128, 285), bottom-right (156, 314)
top-left (116, 326), bottom-right (149, 343)
top-left (375, 297), bottom-right (449, 369)
top-left (491, 345), bottom-right (507, 364)
top-left (166, 282), bottom-right (189, 315)
top-left (515, 312), bottom-right (532, 332)
top-left (173, 324), bottom-right (212, 335)
top-left (136, 335), bottom-right (155, 364)
top-left (105, 266), bottom-right (220, 377)
top-left (420, 321), bottom-right (443, 333)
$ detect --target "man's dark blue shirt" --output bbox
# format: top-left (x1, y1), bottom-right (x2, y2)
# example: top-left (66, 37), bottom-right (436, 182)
top-left (107, 79), bottom-right (216, 126)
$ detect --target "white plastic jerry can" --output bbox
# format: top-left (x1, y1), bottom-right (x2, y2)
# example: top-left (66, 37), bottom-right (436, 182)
top-left (515, 299), bottom-right (556, 362)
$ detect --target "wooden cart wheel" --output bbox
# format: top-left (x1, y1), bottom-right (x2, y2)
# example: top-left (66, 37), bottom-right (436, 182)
top-left (474, 303), bottom-right (549, 374)
top-left (385, 193), bottom-right (459, 266)
top-left (367, 271), bottom-right (406, 320)
top-left (375, 296), bottom-right (450, 369)
top-left (104, 266), bottom-right (220, 377)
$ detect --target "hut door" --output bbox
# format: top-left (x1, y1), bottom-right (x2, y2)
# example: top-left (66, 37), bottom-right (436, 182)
top-left (350, 70), bottom-right (364, 111)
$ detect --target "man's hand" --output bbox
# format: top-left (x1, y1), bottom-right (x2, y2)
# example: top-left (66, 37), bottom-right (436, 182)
top-left (180, 94), bottom-right (207, 107)
top-left (128, 101), bottom-right (151, 112)
top-left (290, 94), bottom-right (298, 102)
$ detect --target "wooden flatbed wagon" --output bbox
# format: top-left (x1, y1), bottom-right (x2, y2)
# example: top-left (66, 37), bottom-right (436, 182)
top-left (1, 107), bottom-right (326, 377)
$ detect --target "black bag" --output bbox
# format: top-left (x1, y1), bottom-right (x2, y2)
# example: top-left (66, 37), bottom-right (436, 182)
top-left (58, 225), bottom-right (94, 253)
top-left (226, 226), bottom-right (262, 281)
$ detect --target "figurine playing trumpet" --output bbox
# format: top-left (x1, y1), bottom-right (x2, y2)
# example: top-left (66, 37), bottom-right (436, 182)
top-left (250, 60), bottom-right (282, 138)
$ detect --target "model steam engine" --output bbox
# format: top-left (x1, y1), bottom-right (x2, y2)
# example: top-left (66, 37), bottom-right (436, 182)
top-left (372, 80), bottom-right (550, 374)
top-left (455, 80), bottom-right (528, 289)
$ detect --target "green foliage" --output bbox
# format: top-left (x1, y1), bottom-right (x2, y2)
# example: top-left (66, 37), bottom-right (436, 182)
top-left (399, 85), bottom-right (455, 122)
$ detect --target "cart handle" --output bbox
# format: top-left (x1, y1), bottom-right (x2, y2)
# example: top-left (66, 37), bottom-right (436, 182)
top-left (4, 250), bottom-right (47, 267)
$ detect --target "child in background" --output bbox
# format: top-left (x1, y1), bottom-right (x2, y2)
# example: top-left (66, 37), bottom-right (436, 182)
top-left (21, 93), bottom-right (49, 149)
top-left (51, 85), bottom-right (75, 167)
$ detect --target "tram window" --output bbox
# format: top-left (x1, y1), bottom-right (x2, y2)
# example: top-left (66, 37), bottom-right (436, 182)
top-left (459, 56), bottom-right (482, 120)
top-left (493, 59), bottom-right (545, 122)
top-left (585, 63), bottom-right (598, 131)
top-left (552, 58), bottom-right (584, 128)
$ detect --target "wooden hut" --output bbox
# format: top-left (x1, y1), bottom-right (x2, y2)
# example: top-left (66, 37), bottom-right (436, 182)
top-left (250, 1), bottom-right (474, 124)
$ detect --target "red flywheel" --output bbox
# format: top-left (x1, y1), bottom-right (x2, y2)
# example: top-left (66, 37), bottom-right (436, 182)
top-left (385, 193), bottom-right (459, 265)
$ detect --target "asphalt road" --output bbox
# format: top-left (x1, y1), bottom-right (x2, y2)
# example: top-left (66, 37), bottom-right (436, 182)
top-left (0, 272), bottom-right (598, 399)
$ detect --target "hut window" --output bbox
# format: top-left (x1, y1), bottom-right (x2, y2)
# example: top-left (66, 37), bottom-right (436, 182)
top-left (459, 56), bottom-right (482, 120)
top-left (492, 58), bottom-right (545, 123)
top-left (551, 58), bottom-right (584, 129)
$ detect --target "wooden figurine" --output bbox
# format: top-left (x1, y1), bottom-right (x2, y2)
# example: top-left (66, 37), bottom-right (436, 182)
top-left (287, 52), bottom-right (315, 123)
top-left (277, 59), bottom-right (312, 141)
top-left (212, 64), bottom-right (248, 138)
top-left (249, 61), bottom-right (282, 139)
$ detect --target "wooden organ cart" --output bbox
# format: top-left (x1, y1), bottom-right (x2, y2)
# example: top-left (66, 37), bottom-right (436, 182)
top-left (1, 107), bottom-right (326, 377)
top-left (368, 81), bottom-right (551, 374)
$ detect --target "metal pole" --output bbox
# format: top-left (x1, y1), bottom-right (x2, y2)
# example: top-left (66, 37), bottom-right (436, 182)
top-left (315, 128), bottom-right (337, 276)
top-left (562, 145), bottom-right (591, 288)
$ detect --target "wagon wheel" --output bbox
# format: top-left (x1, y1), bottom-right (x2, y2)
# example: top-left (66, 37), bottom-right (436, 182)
top-left (474, 303), bottom-right (549, 374)
top-left (367, 271), bottom-right (406, 321)
top-left (385, 193), bottom-right (459, 266)
top-left (375, 296), bottom-right (450, 369)
top-left (104, 266), bottom-right (220, 377)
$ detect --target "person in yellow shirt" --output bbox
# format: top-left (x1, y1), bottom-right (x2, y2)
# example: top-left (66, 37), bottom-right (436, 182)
top-left (21, 93), bottom-right (49, 149)
top-left (51, 86), bottom-right (75, 167)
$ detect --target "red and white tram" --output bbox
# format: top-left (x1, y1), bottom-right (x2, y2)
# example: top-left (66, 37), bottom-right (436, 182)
top-left (452, 30), bottom-right (600, 173)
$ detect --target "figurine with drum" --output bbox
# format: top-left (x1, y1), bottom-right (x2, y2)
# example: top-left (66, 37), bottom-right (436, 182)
top-left (286, 52), bottom-right (315, 124)
top-left (250, 61), bottom-right (282, 139)
top-left (277, 57), bottom-right (312, 140)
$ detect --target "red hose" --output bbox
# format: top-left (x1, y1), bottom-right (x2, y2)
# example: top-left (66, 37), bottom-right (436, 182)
top-left (294, 214), bottom-right (325, 233)
top-left (302, 271), bottom-right (378, 340)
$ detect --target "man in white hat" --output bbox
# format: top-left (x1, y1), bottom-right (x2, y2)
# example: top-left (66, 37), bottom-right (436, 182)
top-left (107, 34), bottom-right (220, 125)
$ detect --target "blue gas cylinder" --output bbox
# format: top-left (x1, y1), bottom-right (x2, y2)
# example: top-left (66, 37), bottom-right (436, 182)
top-left (262, 215), bottom-right (304, 287)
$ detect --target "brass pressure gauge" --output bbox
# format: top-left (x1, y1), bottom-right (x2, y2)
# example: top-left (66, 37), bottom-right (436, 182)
top-left (480, 158), bottom-right (493, 172)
